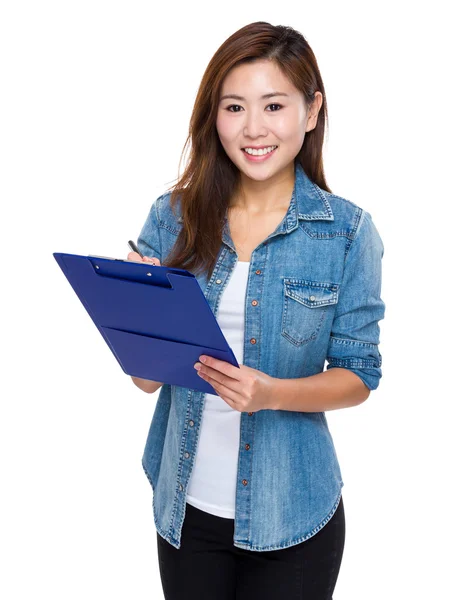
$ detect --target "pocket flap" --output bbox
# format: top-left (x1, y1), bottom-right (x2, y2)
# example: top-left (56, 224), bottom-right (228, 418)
top-left (283, 279), bottom-right (339, 308)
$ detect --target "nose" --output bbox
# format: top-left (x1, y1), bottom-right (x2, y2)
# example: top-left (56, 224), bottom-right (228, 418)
top-left (243, 109), bottom-right (268, 139)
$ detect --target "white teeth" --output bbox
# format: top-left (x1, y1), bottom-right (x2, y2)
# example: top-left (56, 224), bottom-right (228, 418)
top-left (243, 145), bottom-right (277, 156)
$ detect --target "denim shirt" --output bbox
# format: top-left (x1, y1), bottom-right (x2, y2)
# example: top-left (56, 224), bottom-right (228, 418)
top-left (137, 161), bottom-right (385, 551)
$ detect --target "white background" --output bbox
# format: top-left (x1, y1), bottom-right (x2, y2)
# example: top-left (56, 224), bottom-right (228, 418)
top-left (1, 1), bottom-right (459, 598)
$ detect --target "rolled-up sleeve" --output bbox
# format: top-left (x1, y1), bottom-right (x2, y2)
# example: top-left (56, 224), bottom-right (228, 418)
top-left (326, 209), bottom-right (386, 391)
top-left (136, 193), bottom-right (164, 261)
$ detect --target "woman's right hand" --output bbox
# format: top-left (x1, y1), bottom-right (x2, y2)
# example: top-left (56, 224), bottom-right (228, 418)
top-left (127, 251), bottom-right (161, 266)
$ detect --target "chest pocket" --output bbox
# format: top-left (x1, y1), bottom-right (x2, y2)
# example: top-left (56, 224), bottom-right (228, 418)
top-left (282, 278), bottom-right (339, 346)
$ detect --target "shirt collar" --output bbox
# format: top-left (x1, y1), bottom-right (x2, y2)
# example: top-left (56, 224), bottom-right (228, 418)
top-left (291, 161), bottom-right (334, 224)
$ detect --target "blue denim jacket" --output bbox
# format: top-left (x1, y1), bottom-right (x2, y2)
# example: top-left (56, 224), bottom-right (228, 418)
top-left (137, 161), bottom-right (385, 551)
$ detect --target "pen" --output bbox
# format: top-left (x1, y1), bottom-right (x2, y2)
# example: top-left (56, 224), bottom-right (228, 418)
top-left (128, 240), bottom-right (144, 258)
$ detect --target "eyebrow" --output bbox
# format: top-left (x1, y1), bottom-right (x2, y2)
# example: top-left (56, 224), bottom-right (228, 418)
top-left (219, 92), bottom-right (289, 102)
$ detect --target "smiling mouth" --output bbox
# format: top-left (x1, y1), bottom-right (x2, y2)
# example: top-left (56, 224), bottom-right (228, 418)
top-left (241, 145), bottom-right (279, 156)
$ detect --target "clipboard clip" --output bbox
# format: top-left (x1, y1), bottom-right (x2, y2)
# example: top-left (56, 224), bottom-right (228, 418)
top-left (87, 255), bottom-right (174, 289)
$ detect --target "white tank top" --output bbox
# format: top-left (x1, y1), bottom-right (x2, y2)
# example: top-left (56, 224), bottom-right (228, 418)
top-left (186, 260), bottom-right (250, 519)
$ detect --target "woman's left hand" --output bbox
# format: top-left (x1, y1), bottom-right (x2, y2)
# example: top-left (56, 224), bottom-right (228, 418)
top-left (193, 355), bottom-right (279, 412)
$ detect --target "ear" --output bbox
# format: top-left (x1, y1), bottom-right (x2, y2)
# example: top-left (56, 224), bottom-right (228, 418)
top-left (306, 91), bottom-right (323, 133)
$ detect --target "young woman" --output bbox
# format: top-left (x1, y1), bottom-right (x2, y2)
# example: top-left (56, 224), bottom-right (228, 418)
top-left (128, 21), bottom-right (385, 600)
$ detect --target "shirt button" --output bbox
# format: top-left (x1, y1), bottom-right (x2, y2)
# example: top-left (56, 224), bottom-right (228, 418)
top-left (248, 412), bottom-right (254, 416)
top-left (245, 444), bottom-right (250, 450)
top-left (189, 420), bottom-right (194, 427)
top-left (250, 338), bottom-right (257, 344)
top-left (179, 483), bottom-right (183, 491)
top-left (255, 269), bottom-right (261, 275)
top-left (216, 279), bottom-right (222, 284)
top-left (242, 479), bottom-right (248, 486)
top-left (184, 452), bottom-right (190, 458)
top-left (309, 295), bottom-right (316, 301)
top-left (251, 300), bottom-right (258, 306)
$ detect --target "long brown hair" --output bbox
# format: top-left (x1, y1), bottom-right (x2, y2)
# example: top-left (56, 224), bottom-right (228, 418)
top-left (161, 21), bottom-right (332, 280)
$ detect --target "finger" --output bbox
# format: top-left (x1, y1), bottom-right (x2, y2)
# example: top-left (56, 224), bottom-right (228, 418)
top-left (197, 366), bottom-right (241, 395)
top-left (142, 256), bottom-right (161, 266)
top-left (197, 371), bottom-right (239, 406)
top-left (127, 251), bottom-right (143, 262)
top-left (199, 356), bottom-right (242, 381)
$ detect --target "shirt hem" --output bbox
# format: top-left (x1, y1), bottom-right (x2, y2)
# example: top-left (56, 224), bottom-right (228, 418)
top-left (233, 481), bottom-right (344, 552)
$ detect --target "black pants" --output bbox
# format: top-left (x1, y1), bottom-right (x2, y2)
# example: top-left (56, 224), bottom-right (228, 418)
top-left (156, 496), bottom-right (345, 599)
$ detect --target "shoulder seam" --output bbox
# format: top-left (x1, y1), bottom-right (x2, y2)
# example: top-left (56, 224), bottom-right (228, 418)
top-left (344, 207), bottom-right (364, 260)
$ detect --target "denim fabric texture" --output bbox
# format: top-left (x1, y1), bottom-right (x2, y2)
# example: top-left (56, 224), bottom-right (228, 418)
top-left (137, 160), bottom-right (385, 551)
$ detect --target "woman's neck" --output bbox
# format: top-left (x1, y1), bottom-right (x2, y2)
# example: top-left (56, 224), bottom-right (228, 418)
top-left (230, 163), bottom-right (295, 214)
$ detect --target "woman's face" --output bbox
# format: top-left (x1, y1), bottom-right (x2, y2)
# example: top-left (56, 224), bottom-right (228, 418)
top-left (216, 59), bottom-right (322, 182)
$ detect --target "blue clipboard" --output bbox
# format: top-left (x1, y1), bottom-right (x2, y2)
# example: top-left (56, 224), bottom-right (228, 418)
top-left (53, 252), bottom-right (240, 396)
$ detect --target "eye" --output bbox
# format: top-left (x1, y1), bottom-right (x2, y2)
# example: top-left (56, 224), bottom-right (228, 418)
top-left (267, 103), bottom-right (282, 111)
top-left (225, 103), bottom-right (283, 113)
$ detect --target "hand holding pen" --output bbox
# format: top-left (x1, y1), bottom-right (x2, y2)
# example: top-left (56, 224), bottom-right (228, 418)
top-left (127, 240), bottom-right (162, 266)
